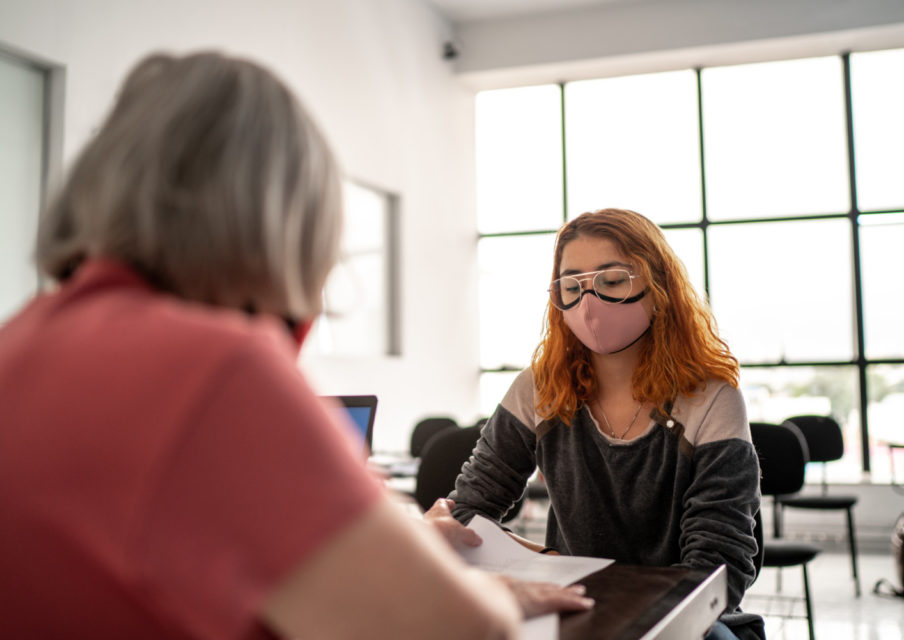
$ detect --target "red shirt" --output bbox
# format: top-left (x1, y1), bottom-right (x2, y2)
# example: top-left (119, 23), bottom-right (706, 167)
top-left (0, 260), bottom-right (381, 639)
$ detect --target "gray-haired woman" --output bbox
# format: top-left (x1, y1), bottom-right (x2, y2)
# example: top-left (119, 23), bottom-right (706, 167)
top-left (0, 51), bottom-right (590, 639)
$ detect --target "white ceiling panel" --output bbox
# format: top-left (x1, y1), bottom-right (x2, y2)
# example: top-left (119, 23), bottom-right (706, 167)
top-left (426, 0), bottom-right (636, 23)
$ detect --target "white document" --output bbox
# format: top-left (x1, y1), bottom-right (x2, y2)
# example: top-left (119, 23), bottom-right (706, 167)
top-left (459, 515), bottom-right (613, 587)
top-left (521, 613), bottom-right (558, 640)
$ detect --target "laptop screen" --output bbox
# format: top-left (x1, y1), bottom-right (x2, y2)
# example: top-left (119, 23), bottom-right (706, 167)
top-left (325, 395), bottom-right (377, 452)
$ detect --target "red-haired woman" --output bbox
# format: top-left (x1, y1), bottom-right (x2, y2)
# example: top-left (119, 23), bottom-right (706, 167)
top-left (447, 208), bottom-right (764, 640)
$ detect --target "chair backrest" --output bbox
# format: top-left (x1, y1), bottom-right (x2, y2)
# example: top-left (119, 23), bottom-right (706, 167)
top-left (783, 415), bottom-right (844, 464)
top-left (414, 424), bottom-right (525, 522)
top-left (409, 416), bottom-right (458, 458)
top-left (415, 425), bottom-right (481, 512)
top-left (749, 421), bottom-right (810, 497)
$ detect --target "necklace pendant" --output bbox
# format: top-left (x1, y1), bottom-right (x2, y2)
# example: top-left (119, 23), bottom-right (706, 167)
top-left (598, 401), bottom-right (644, 440)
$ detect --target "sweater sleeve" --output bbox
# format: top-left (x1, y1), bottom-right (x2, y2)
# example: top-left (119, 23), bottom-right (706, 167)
top-left (677, 385), bottom-right (761, 611)
top-left (448, 404), bottom-right (539, 525)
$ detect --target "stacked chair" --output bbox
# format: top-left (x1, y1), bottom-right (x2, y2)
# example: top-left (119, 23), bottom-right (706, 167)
top-left (776, 414), bottom-right (861, 596)
top-left (414, 418), bottom-right (524, 523)
top-left (749, 421), bottom-right (822, 640)
top-left (409, 416), bottom-right (458, 458)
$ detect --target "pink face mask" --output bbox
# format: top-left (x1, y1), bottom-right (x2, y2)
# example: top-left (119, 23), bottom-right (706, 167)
top-left (563, 290), bottom-right (651, 355)
top-left (284, 316), bottom-right (314, 354)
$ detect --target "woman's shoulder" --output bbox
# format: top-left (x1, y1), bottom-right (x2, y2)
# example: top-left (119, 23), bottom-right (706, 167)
top-left (672, 379), bottom-right (750, 446)
top-left (498, 368), bottom-right (542, 432)
top-left (681, 378), bottom-right (741, 402)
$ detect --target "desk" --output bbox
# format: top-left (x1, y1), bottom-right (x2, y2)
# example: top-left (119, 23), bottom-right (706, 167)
top-left (559, 564), bottom-right (727, 640)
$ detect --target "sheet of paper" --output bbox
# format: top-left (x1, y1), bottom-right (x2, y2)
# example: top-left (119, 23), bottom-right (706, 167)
top-left (459, 516), bottom-right (613, 640)
top-left (459, 514), bottom-right (613, 587)
top-left (521, 614), bottom-right (558, 640)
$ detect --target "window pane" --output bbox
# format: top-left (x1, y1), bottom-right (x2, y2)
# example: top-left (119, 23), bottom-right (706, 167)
top-left (479, 370), bottom-right (521, 418)
top-left (702, 57), bottom-right (850, 220)
top-left (860, 213), bottom-right (904, 359)
top-left (476, 86), bottom-right (563, 233)
top-left (565, 70), bottom-right (702, 225)
top-left (661, 227), bottom-right (705, 298)
top-left (851, 48), bottom-right (904, 212)
top-left (741, 365), bottom-right (862, 483)
top-left (478, 234), bottom-right (557, 369)
top-left (0, 54), bottom-right (44, 322)
top-left (309, 181), bottom-right (394, 356)
top-left (708, 219), bottom-right (853, 362)
top-left (867, 364), bottom-right (904, 484)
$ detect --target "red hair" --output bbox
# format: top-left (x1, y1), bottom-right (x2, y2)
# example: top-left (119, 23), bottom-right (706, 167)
top-left (531, 208), bottom-right (738, 424)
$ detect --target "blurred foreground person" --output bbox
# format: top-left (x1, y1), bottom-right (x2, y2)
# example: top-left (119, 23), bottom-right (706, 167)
top-left (0, 51), bottom-right (590, 640)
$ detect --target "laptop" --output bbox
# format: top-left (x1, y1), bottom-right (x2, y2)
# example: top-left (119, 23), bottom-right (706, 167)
top-left (325, 394), bottom-right (378, 454)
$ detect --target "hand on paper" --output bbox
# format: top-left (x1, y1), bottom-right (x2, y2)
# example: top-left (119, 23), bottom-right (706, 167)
top-left (423, 498), bottom-right (483, 549)
top-left (498, 576), bottom-right (595, 618)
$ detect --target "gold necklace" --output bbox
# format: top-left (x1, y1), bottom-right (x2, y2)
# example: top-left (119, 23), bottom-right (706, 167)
top-left (598, 402), bottom-right (643, 439)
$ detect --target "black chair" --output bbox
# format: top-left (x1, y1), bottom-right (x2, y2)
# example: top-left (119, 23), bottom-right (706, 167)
top-left (778, 414), bottom-right (860, 596)
top-left (409, 416), bottom-right (458, 458)
top-left (749, 421), bottom-right (821, 640)
top-left (414, 425), bottom-right (524, 523)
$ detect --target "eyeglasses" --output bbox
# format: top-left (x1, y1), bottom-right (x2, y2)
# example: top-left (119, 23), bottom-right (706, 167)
top-left (548, 269), bottom-right (640, 310)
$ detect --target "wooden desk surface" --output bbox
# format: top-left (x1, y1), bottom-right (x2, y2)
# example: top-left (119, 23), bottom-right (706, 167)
top-left (559, 564), bottom-right (726, 640)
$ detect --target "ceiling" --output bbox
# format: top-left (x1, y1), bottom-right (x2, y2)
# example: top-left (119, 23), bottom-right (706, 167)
top-left (425, 0), bottom-right (639, 23)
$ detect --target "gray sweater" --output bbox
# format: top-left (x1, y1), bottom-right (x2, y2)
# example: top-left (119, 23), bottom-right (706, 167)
top-left (450, 369), bottom-right (763, 636)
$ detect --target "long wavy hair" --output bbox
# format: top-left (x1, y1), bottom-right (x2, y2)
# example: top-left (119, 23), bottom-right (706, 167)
top-left (531, 208), bottom-right (739, 424)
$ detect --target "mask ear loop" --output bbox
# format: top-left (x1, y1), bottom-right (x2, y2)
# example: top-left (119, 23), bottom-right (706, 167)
top-left (244, 304), bottom-right (313, 349)
top-left (609, 325), bottom-right (650, 353)
top-left (282, 314), bottom-right (315, 347)
top-left (591, 290), bottom-right (647, 305)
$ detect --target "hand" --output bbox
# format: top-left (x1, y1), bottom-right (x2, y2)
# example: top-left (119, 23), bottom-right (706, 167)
top-left (423, 498), bottom-right (482, 549)
top-left (498, 576), bottom-right (595, 618)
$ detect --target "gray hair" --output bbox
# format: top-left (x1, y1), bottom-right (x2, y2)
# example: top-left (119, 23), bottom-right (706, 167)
top-left (36, 51), bottom-right (342, 319)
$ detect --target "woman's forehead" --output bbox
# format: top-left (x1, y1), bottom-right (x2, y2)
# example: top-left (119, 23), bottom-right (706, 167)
top-left (560, 234), bottom-right (629, 268)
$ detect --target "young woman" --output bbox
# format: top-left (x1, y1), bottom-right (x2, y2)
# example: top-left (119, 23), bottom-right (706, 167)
top-left (0, 51), bottom-right (591, 640)
top-left (446, 209), bottom-right (764, 639)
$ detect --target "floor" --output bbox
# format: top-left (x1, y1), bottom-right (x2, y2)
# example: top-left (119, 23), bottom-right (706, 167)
top-left (741, 552), bottom-right (904, 640)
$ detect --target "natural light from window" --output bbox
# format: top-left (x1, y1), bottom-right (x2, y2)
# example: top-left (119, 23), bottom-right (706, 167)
top-left (475, 85), bottom-right (563, 234)
top-left (309, 180), bottom-right (395, 357)
top-left (851, 48), bottom-right (904, 212)
top-left (474, 48), bottom-right (904, 482)
top-left (702, 57), bottom-right (850, 220)
top-left (565, 70), bottom-right (702, 224)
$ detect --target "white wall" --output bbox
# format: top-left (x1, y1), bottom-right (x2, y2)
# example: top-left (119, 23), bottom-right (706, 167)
top-left (0, 0), bottom-right (484, 452)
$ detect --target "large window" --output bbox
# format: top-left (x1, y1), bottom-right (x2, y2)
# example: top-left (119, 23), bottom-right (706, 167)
top-left (475, 48), bottom-right (904, 482)
top-left (307, 179), bottom-right (399, 357)
top-left (0, 50), bottom-right (47, 323)
top-left (701, 57), bottom-right (850, 220)
top-left (565, 70), bottom-right (702, 223)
